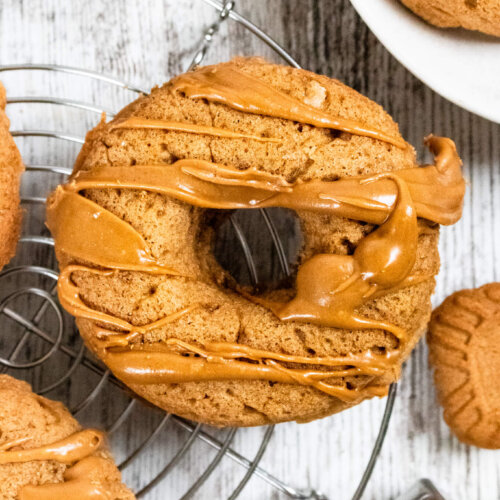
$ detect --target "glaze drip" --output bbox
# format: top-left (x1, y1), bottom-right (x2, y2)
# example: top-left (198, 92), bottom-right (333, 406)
top-left (170, 62), bottom-right (407, 148)
top-left (0, 430), bottom-right (117, 500)
top-left (99, 344), bottom-right (388, 402)
top-left (19, 457), bottom-right (114, 500)
top-left (0, 429), bottom-right (103, 465)
top-left (256, 173), bottom-right (417, 340)
top-left (112, 116), bottom-right (281, 143)
top-left (64, 137), bottom-right (463, 225)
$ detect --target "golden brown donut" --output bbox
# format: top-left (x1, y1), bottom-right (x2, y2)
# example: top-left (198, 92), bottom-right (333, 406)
top-left (429, 283), bottom-right (500, 449)
top-left (46, 57), bottom-right (465, 426)
top-left (0, 82), bottom-right (23, 270)
top-left (0, 374), bottom-right (135, 499)
top-left (401, 0), bottom-right (500, 37)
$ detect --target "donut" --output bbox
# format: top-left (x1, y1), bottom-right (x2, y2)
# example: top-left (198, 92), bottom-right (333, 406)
top-left (400, 0), bottom-right (500, 37)
top-left (46, 57), bottom-right (466, 427)
top-left (428, 283), bottom-right (500, 449)
top-left (0, 82), bottom-right (23, 270)
top-left (0, 374), bottom-right (135, 499)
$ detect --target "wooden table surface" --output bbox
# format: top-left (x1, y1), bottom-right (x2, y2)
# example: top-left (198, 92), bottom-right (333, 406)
top-left (0, 1), bottom-right (499, 499)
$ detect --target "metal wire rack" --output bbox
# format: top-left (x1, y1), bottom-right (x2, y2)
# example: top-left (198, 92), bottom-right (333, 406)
top-left (0, 1), bottom-right (397, 498)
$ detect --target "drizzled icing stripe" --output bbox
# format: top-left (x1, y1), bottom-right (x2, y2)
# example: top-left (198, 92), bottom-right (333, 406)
top-left (46, 98), bottom-right (465, 401)
top-left (167, 338), bottom-right (396, 374)
top-left (0, 429), bottom-right (103, 465)
top-left (19, 457), bottom-right (115, 500)
top-left (66, 136), bottom-right (464, 225)
top-left (91, 339), bottom-right (388, 403)
top-left (46, 190), bottom-right (179, 275)
top-left (0, 430), bottom-right (114, 500)
top-left (58, 265), bottom-right (198, 334)
top-left (170, 62), bottom-right (408, 148)
top-left (112, 116), bottom-right (281, 143)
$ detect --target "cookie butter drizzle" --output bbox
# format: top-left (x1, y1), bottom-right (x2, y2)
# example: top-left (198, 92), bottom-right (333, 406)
top-left (46, 67), bottom-right (465, 402)
top-left (169, 62), bottom-right (407, 148)
top-left (0, 429), bottom-right (115, 499)
top-left (112, 116), bottom-right (281, 143)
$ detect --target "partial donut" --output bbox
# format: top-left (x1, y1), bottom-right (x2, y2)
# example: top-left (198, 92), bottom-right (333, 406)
top-left (0, 374), bottom-right (135, 499)
top-left (0, 82), bottom-right (23, 270)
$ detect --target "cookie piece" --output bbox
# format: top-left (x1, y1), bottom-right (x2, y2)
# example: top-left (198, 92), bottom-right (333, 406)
top-left (0, 374), bottom-right (135, 499)
top-left (0, 82), bottom-right (24, 270)
top-left (428, 283), bottom-right (500, 449)
top-left (401, 0), bottom-right (500, 37)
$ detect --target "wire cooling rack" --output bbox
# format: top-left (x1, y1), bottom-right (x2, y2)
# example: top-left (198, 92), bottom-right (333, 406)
top-left (0, 1), bottom-right (398, 498)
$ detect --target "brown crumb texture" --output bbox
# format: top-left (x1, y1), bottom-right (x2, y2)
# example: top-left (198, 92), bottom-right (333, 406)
top-left (401, 0), bottom-right (500, 36)
top-left (0, 374), bottom-right (135, 499)
top-left (0, 82), bottom-right (24, 270)
top-left (60, 57), bottom-right (440, 426)
top-left (428, 283), bottom-right (500, 449)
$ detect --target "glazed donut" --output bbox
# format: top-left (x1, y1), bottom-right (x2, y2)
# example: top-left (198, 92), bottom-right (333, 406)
top-left (47, 58), bottom-right (465, 426)
top-left (401, 0), bottom-right (500, 37)
top-left (0, 82), bottom-right (23, 270)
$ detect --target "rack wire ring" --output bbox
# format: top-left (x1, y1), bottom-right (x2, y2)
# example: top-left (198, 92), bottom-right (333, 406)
top-left (0, 286), bottom-right (63, 368)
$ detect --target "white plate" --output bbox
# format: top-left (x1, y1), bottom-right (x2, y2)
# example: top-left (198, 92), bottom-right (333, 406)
top-left (350, 0), bottom-right (500, 124)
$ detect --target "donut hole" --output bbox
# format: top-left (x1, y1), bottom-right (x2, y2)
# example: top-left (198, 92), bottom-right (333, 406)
top-left (212, 207), bottom-right (302, 290)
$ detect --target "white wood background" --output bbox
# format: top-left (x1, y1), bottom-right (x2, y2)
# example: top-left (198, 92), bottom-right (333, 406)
top-left (0, 1), bottom-right (499, 499)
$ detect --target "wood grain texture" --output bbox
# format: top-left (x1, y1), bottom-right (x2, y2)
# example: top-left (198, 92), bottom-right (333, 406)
top-left (0, 0), bottom-right (498, 499)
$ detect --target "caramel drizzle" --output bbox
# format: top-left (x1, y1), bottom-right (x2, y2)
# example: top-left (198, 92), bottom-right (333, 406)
top-left (103, 349), bottom-right (388, 402)
top-left (19, 457), bottom-right (113, 500)
top-left (52, 137), bottom-right (461, 340)
top-left (63, 270), bottom-right (395, 401)
top-left (80, 309), bottom-right (393, 402)
top-left (46, 135), bottom-right (464, 401)
top-left (46, 189), bottom-right (178, 275)
top-left (63, 136), bottom-right (464, 226)
top-left (0, 430), bottom-right (115, 500)
top-left (90, 334), bottom-right (389, 402)
top-left (167, 339), bottom-right (396, 375)
top-left (257, 172), bottom-right (417, 341)
top-left (57, 265), bottom-right (197, 334)
top-left (0, 429), bottom-right (103, 465)
top-left (170, 62), bottom-right (407, 149)
top-left (112, 116), bottom-right (281, 143)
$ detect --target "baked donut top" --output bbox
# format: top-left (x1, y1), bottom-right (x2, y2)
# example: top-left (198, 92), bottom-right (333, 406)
top-left (46, 59), bottom-right (466, 405)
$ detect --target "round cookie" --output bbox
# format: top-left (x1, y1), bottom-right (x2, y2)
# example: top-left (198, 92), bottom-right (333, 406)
top-left (401, 0), bottom-right (500, 37)
top-left (47, 57), bottom-right (465, 427)
top-left (429, 283), bottom-right (500, 449)
top-left (0, 82), bottom-right (23, 270)
top-left (0, 374), bottom-right (135, 499)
